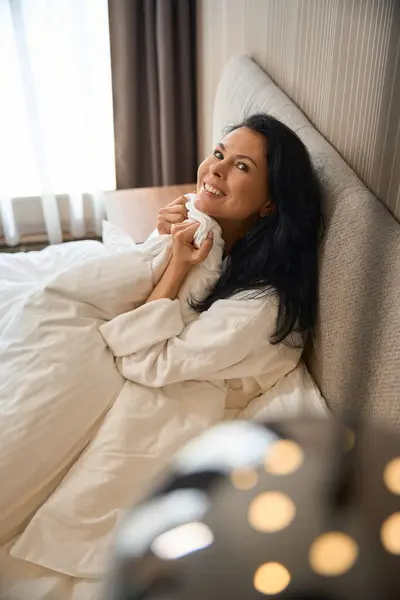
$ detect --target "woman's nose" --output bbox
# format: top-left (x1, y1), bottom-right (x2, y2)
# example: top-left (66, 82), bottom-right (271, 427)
top-left (210, 162), bottom-right (225, 179)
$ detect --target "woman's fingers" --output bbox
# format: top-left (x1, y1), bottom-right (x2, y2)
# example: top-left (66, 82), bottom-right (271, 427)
top-left (193, 233), bottom-right (213, 263)
top-left (158, 206), bottom-right (187, 222)
top-left (171, 221), bottom-right (197, 229)
top-left (159, 205), bottom-right (188, 218)
top-left (171, 221), bottom-right (199, 239)
top-left (159, 212), bottom-right (186, 225)
top-left (169, 195), bottom-right (188, 207)
top-left (157, 199), bottom-right (188, 234)
top-left (170, 222), bottom-right (213, 266)
top-left (173, 222), bottom-right (213, 262)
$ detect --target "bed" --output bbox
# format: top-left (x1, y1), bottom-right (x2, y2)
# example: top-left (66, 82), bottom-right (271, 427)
top-left (0, 55), bottom-right (399, 600)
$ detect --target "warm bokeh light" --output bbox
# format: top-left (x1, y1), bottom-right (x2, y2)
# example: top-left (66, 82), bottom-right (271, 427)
top-left (264, 440), bottom-right (304, 475)
top-left (384, 458), bottom-right (400, 495)
top-left (254, 562), bottom-right (291, 595)
top-left (248, 491), bottom-right (296, 533)
top-left (381, 512), bottom-right (400, 555)
top-left (231, 467), bottom-right (259, 490)
top-left (309, 532), bottom-right (358, 576)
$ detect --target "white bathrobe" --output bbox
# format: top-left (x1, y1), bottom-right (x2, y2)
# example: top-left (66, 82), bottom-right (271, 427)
top-left (101, 193), bottom-right (302, 419)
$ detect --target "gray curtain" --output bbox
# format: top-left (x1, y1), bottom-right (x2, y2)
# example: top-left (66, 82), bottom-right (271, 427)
top-left (108, 0), bottom-right (197, 189)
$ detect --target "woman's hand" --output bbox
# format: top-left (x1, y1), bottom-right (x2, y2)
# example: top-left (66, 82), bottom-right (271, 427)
top-left (170, 222), bottom-right (213, 269)
top-left (156, 196), bottom-right (188, 235)
top-left (146, 221), bottom-right (213, 304)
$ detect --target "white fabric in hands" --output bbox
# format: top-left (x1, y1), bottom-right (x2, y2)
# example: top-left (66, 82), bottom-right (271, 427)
top-left (103, 193), bottom-right (225, 323)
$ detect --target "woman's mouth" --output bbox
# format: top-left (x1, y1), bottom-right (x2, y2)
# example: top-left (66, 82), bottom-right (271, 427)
top-left (202, 182), bottom-right (225, 197)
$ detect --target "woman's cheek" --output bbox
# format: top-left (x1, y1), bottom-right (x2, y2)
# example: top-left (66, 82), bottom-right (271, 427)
top-left (196, 165), bottom-right (206, 192)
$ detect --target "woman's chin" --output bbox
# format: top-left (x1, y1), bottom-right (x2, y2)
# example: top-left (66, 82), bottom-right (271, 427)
top-left (194, 196), bottom-right (211, 216)
top-left (194, 190), bottom-right (224, 217)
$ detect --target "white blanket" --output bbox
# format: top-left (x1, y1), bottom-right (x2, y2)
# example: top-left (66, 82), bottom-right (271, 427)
top-left (0, 198), bottom-right (226, 574)
top-left (0, 197), bottom-right (326, 592)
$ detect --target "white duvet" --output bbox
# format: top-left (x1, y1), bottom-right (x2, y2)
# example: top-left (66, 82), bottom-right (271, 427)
top-left (0, 197), bottom-right (327, 596)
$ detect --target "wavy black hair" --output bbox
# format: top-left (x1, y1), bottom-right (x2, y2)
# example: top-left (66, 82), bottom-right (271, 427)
top-left (192, 113), bottom-right (323, 345)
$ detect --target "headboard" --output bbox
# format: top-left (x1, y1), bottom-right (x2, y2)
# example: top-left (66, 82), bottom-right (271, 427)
top-left (213, 56), bottom-right (400, 427)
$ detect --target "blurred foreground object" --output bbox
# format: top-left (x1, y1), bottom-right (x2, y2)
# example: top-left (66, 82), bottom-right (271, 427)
top-left (105, 418), bottom-right (400, 599)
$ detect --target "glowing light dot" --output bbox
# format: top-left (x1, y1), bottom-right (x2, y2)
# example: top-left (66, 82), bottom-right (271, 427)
top-left (254, 562), bottom-right (291, 595)
top-left (231, 468), bottom-right (259, 490)
top-left (309, 532), bottom-right (358, 576)
top-left (384, 458), bottom-right (400, 495)
top-left (381, 512), bottom-right (400, 555)
top-left (248, 492), bottom-right (296, 533)
top-left (264, 440), bottom-right (304, 475)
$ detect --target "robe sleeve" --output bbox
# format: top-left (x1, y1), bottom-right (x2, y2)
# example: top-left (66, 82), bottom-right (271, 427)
top-left (99, 295), bottom-right (279, 387)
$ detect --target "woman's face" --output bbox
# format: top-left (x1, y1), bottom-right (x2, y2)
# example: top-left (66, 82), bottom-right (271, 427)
top-left (196, 127), bottom-right (270, 222)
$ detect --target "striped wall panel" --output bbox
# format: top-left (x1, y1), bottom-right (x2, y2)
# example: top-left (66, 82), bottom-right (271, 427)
top-left (197, 0), bottom-right (400, 221)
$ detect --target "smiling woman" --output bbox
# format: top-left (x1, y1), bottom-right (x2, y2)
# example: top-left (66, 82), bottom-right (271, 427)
top-left (152, 114), bottom-right (322, 348)
top-left (196, 127), bottom-right (272, 245)
top-left (154, 114), bottom-right (322, 346)
top-left (192, 113), bottom-right (323, 345)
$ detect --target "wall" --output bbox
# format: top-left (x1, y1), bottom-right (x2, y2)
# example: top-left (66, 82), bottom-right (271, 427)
top-left (197, 0), bottom-right (400, 221)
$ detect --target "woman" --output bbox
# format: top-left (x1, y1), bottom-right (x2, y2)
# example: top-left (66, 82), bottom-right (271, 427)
top-left (0, 115), bottom-right (322, 589)
top-left (101, 113), bottom-right (322, 410)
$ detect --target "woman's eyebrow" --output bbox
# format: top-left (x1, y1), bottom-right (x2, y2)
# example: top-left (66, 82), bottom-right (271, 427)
top-left (218, 142), bottom-right (258, 169)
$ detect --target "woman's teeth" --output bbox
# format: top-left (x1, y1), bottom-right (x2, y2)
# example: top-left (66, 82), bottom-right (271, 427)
top-left (204, 182), bottom-right (224, 196)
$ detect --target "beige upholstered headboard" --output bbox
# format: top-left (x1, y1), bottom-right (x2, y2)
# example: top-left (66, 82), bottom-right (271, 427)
top-left (213, 56), bottom-right (400, 427)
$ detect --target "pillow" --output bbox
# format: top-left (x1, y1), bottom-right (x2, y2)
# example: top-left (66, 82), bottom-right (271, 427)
top-left (102, 220), bottom-right (136, 252)
top-left (239, 362), bottom-right (329, 421)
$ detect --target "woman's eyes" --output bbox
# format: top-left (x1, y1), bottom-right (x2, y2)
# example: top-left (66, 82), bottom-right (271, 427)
top-left (212, 150), bottom-right (249, 172)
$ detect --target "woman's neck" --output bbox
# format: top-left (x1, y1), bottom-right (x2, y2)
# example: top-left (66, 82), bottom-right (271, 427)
top-left (217, 217), bottom-right (256, 254)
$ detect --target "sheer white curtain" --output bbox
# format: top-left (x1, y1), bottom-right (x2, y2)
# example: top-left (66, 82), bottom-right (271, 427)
top-left (0, 0), bottom-right (115, 246)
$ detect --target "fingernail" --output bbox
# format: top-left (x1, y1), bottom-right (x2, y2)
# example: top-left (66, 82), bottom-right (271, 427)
top-left (208, 231), bottom-right (214, 239)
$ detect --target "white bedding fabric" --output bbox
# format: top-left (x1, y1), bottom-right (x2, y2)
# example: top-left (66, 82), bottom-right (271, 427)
top-left (0, 196), bottom-right (327, 598)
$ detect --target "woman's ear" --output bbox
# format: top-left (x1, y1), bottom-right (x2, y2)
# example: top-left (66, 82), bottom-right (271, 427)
top-left (260, 203), bottom-right (274, 218)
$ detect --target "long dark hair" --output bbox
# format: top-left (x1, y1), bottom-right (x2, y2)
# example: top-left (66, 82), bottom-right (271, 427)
top-left (193, 113), bottom-right (323, 345)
